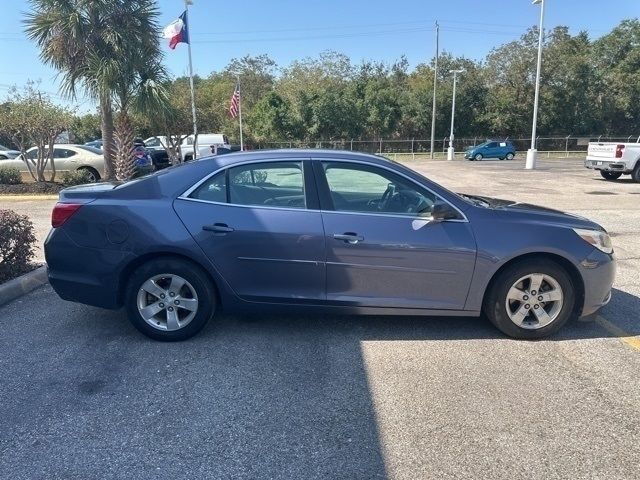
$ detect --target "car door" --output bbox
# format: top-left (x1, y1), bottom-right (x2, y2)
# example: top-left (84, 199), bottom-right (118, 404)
top-left (484, 142), bottom-right (499, 158)
top-left (174, 159), bottom-right (326, 303)
top-left (51, 148), bottom-right (77, 173)
top-left (315, 159), bottom-right (476, 310)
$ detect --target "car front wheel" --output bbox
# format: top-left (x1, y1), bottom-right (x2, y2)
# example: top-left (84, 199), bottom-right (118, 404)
top-left (125, 258), bottom-right (217, 341)
top-left (506, 153), bottom-right (515, 160)
top-left (484, 259), bottom-right (575, 339)
top-left (474, 153), bottom-right (483, 161)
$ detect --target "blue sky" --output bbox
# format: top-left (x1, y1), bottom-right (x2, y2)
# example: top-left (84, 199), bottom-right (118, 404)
top-left (0, 0), bottom-right (637, 111)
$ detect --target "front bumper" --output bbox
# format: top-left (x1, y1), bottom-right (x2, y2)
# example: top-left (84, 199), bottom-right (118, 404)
top-left (578, 248), bottom-right (616, 317)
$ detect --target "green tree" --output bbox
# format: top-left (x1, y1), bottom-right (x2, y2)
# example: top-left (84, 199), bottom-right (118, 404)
top-left (249, 91), bottom-right (298, 142)
top-left (0, 87), bottom-right (73, 182)
top-left (71, 113), bottom-right (101, 144)
top-left (591, 19), bottom-right (640, 134)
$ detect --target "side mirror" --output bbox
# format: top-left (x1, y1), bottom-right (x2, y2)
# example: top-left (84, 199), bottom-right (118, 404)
top-left (431, 200), bottom-right (461, 221)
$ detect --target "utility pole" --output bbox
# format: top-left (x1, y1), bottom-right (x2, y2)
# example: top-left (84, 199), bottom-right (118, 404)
top-left (430, 21), bottom-right (439, 159)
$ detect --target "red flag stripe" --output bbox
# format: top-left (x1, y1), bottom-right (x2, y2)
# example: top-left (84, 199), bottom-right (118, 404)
top-left (229, 84), bottom-right (240, 118)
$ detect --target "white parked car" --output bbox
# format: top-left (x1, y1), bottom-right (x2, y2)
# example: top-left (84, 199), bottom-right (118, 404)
top-left (1, 144), bottom-right (104, 182)
top-left (585, 141), bottom-right (640, 182)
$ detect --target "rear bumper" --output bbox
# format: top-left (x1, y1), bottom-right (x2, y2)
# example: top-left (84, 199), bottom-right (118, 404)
top-left (45, 228), bottom-right (133, 309)
top-left (584, 159), bottom-right (628, 172)
top-left (578, 249), bottom-right (616, 317)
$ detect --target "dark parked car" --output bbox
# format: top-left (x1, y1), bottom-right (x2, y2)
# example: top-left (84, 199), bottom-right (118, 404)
top-left (45, 150), bottom-right (615, 341)
top-left (84, 140), bottom-right (103, 150)
top-left (465, 140), bottom-right (516, 161)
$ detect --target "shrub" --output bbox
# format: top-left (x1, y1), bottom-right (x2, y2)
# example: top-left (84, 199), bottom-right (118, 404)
top-left (0, 167), bottom-right (22, 185)
top-left (0, 210), bottom-right (36, 283)
top-left (62, 169), bottom-right (93, 186)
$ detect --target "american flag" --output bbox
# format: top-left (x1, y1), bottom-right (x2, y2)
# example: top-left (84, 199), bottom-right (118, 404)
top-left (229, 83), bottom-right (240, 118)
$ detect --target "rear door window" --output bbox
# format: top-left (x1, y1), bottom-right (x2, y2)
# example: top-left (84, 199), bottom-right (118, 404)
top-left (229, 161), bottom-right (305, 209)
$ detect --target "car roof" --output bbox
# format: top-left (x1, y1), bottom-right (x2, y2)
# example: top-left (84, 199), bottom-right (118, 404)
top-left (201, 149), bottom-right (394, 168)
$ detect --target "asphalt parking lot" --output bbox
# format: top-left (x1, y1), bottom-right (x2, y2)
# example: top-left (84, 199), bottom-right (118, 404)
top-left (1, 157), bottom-right (639, 479)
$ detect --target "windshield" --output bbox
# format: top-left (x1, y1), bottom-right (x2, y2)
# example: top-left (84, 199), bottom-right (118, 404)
top-left (76, 145), bottom-right (103, 155)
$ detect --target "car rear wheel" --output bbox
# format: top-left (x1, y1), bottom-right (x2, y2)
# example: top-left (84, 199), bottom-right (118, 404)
top-left (474, 153), bottom-right (483, 161)
top-left (506, 153), bottom-right (515, 160)
top-left (484, 259), bottom-right (575, 339)
top-left (600, 171), bottom-right (622, 180)
top-left (125, 258), bottom-right (217, 341)
top-left (631, 163), bottom-right (640, 183)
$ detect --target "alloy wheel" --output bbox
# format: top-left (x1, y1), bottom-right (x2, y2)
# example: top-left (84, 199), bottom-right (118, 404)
top-left (136, 273), bottom-right (199, 331)
top-left (505, 273), bottom-right (564, 329)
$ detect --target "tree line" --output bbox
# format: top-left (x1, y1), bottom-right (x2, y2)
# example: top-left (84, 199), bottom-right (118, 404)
top-left (69, 18), bottom-right (640, 148)
top-left (1, 8), bottom-right (638, 182)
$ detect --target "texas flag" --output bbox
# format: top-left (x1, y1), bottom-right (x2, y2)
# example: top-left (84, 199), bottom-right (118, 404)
top-left (163, 11), bottom-right (189, 50)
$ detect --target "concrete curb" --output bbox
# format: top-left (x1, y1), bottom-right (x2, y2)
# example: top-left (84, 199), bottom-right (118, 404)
top-left (0, 265), bottom-right (48, 307)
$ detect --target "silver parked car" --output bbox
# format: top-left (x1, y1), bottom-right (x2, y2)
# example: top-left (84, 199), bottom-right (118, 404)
top-left (2, 144), bottom-right (104, 181)
top-left (0, 144), bottom-right (20, 160)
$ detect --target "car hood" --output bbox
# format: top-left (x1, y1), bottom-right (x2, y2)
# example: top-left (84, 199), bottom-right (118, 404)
top-left (464, 194), bottom-right (603, 230)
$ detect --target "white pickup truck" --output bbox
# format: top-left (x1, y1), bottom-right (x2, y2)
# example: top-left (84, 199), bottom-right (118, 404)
top-left (585, 142), bottom-right (640, 182)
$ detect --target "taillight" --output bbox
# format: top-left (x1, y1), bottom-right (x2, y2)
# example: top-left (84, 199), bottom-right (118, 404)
top-left (615, 144), bottom-right (625, 158)
top-left (51, 203), bottom-right (83, 228)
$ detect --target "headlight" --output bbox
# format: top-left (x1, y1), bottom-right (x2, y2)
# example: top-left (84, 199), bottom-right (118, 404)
top-left (573, 228), bottom-right (613, 254)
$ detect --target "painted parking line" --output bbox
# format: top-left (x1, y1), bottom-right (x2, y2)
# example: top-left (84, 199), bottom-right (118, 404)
top-left (595, 315), bottom-right (640, 352)
top-left (0, 194), bottom-right (59, 201)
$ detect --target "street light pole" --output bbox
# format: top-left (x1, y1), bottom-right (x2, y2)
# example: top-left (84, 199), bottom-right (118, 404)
top-left (526, 0), bottom-right (546, 170)
top-left (430, 21), bottom-right (439, 159)
top-left (447, 69), bottom-right (464, 161)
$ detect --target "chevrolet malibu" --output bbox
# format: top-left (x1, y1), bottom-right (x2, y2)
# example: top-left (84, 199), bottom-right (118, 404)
top-left (45, 150), bottom-right (615, 341)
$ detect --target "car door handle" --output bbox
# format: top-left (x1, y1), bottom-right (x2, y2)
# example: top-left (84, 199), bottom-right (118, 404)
top-left (203, 223), bottom-right (234, 233)
top-left (333, 233), bottom-right (364, 244)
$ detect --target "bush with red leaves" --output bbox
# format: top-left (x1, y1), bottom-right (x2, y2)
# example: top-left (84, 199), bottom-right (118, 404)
top-left (0, 209), bottom-right (36, 283)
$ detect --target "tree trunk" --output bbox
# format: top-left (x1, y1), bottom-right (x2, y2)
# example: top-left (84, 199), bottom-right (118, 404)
top-left (114, 111), bottom-right (136, 180)
top-left (100, 95), bottom-right (115, 180)
top-left (48, 137), bottom-right (57, 182)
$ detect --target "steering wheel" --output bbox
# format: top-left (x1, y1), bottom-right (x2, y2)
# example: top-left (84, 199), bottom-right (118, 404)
top-left (378, 183), bottom-right (396, 211)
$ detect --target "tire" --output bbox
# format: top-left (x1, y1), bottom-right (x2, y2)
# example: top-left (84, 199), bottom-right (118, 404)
top-left (483, 259), bottom-right (576, 339)
top-left (474, 153), bottom-right (483, 161)
top-left (600, 171), bottom-right (622, 181)
top-left (631, 163), bottom-right (640, 183)
top-left (125, 258), bottom-right (217, 341)
top-left (78, 166), bottom-right (100, 182)
top-left (184, 154), bottom-right (193, 162)
top-left (506, 152), bottom-right (515, 160)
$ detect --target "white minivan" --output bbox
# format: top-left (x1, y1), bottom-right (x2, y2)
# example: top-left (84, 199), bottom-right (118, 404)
top-left (143, 134), bottom-right (231, 161)
top-left (181, 133), bottom-right (230, 161)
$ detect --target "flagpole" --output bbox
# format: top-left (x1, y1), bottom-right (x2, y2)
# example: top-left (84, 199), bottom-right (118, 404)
top-left (185, 0), bottom-right (198, 159)
top-left (237, 76), bottom-right (244, 151)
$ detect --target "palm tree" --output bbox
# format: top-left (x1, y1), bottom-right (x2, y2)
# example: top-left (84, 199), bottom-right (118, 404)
top-left (24, 0), bottom-right (164, 180)
top-left (111, 50), bottom-right (170, 179)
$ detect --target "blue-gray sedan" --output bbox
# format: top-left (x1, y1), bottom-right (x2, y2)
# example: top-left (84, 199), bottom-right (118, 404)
top-left (44, 150), bottom-right (615, 341)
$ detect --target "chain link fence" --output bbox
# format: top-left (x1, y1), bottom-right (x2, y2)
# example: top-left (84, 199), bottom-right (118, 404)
top-left (255, 135), bottom-right (640, 157)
